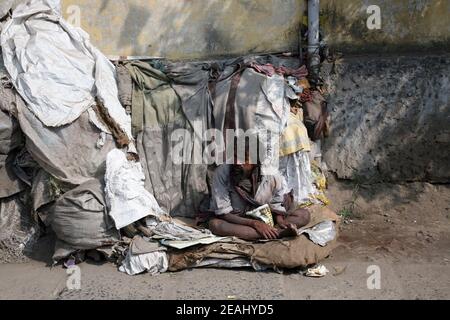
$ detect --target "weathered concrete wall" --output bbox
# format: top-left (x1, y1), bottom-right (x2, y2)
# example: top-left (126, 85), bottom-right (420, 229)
top-left (322, 54), bottom-right (450, 183)
top-left (61, 0), bottom-right (305, 59)
top-left (317, 1), bottom-right (450, 183)
top-left (320, 0), bottom-right (450, 53)
top-left (60, 0), bottom-right (450, 59)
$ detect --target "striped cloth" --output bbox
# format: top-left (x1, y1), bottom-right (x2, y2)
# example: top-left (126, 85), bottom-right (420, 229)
top-left (279, 112), bottom-right (311, 157)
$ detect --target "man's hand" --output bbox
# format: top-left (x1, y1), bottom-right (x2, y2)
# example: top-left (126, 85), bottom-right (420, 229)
top-left (252, 221), bottom-right (279, 239)
top-left (275, 214), bottom-right (289, 229)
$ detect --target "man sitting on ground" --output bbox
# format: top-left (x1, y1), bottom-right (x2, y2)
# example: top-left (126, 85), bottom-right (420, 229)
top-left (208, 158), bottom-right (311, 240)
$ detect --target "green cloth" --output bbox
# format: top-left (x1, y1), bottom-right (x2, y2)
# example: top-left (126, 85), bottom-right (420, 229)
top-left (125, 61), bottom-right (208, 217)
top-left (125, 61), bottom-right (182, 135)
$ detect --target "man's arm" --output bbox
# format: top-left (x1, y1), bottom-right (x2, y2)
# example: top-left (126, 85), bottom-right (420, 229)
top-left (270, 175), bottom-right (289, 215)
top-left (211, 165), bottom-right (278, 239)
top-left (221, 213), bottom-right (279, 239)
top-left (221, 213), bottom-right (257, 227)
top-left (210, 165), bottom-right (234, 215)
top-left (265, 175), bottom-right (290, 228)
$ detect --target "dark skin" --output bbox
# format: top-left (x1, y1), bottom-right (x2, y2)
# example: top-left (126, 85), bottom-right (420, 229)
top-left (209, 209), bottom-right (310, 240)
top-left (209, 163), bottom-right (311, 240)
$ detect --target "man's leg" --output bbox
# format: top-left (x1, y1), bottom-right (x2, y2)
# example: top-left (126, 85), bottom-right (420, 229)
top-left (285, 208), bottom-right (311, 228)
top-left (208, 218), bottom-right (262, 241)
top-left (209, 217), bottom-right (299, 240)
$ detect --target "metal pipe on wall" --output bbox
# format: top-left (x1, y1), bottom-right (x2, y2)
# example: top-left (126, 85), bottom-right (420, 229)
top-left (308, 0), bottom-right (320, 81)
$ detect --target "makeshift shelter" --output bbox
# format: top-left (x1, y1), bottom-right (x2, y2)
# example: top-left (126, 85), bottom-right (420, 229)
top-left (0, 0), bottom-right (337, 275)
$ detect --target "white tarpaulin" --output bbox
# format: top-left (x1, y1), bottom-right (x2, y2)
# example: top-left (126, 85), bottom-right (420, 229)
top-left (105, 149), bottom-right (167, 229)
top-left (148, 219), bottom-right (213, 241)
top-left (119, 250), bottom-right (168, 276)
top-left (298, 220), bottom-right (337, 247)
top-left (0, 0), bottom-right (133, 145)
top-left (0, 1), bottom-right (15, 19)
top-left (279, 150), bottom-right (319, 205)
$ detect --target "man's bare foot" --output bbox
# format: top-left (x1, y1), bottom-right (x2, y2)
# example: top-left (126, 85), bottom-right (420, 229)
top-left (278, 223), bottom-right (298, 238)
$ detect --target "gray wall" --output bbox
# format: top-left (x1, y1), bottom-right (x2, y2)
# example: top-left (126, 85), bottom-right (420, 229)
top-left (322, 54), bottom-right (450, 183)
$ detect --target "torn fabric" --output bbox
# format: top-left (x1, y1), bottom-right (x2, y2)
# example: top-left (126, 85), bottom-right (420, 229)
top-left (148, 220), bottom-right (213, 241)
top-left (16, 97), bottom-right (116, 187)
top-left (279, 112), bottom-right (311, 157)
top-left (211, 68), bottom-right (289, 173)
top-left (0, 0), bottom-right (133, 146)
top-left (194, 257), bottom-right (253, 269)
top-left (119, 250), bottom-right (168, 276)
top-left (144, 217), bottom-right (230, 249)
top-left (125, 61), bottom-right (208, 217)
top-left (105, 149), bottom-right (167, 229)
top-left (161, 236), bottom-right (231, 250)
top-left (130, 236), bottom-right (167, 255)
top-left (279, 150), bottom-right (319, 206)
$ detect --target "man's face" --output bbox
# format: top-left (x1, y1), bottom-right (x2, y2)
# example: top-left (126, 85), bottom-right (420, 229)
top-left (236, 163), bottom-right (256, 176)
top-left (233, 147), bottom-right (257, 177)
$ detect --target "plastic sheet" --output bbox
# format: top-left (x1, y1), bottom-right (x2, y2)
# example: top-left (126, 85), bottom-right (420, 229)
top-left (1, 0), bottom-right (133, 146)
top-left (105, 149), bottom-right (167, 229)
top-left (119, 250), bottom-right (168, 276)
top-left (299, 220), bottom-right (336, 247)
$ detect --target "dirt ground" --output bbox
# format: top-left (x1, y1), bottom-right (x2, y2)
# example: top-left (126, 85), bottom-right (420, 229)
top-left (0, 178), bottom-right (449, 300)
